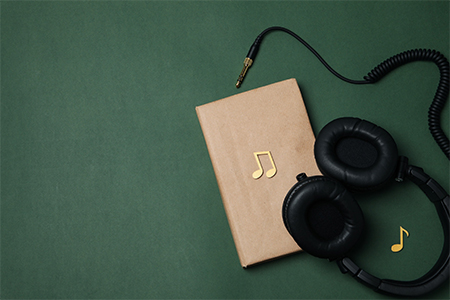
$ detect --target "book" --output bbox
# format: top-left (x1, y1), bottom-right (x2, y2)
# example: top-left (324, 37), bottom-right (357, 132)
top-left (196, 78), bottom-right (321, 268)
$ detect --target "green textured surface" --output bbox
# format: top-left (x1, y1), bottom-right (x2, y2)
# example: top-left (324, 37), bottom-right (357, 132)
top-left (1, 1), bottom-right (449, 299)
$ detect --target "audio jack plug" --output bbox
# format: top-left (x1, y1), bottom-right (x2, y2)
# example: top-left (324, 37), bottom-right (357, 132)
top-left (236, 58), bottom-right (253, 88)
top-left (235, 37), bottom-right (262, 88)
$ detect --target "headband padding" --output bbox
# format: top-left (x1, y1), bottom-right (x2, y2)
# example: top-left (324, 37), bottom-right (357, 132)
top-left (314, 118), bottom-right (398, 191)
top-left (283, 176), bottom-right (364, 260)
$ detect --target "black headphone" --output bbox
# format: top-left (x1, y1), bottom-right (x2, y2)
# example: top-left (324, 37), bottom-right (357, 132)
top-left (282, 117), bottom-right (449, 297)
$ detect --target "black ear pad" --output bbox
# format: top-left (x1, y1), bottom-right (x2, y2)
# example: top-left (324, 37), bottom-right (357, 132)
top-left (283, 175), bottom-right (364, 260)
top-left (314, 117), bottom-right (398, 192)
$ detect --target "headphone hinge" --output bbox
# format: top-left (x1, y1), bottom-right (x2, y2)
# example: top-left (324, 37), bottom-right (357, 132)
top-left (395, 156), bottom-right (409, 182)
top-left (337, 258), bottom-right (381, 290)
top-left (336, 257), bottom-right (358, 275)
top-left (407, 165), bottom-right (448, 203)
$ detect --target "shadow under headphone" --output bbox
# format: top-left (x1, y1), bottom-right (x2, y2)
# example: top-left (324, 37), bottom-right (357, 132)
top-left (282, 117), bottom-right (449, 297)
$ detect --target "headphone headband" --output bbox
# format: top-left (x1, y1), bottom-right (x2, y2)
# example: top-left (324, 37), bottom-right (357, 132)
top-left (337, 165), bottom-right (449, 297)
top-left (283, 118), bottom-right (449, 296)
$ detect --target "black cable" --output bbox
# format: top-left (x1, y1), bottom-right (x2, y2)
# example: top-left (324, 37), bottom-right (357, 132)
top-left (365, 49), bottom-right (450, 159)
top-left (235, 26), bottom-right (450, 160)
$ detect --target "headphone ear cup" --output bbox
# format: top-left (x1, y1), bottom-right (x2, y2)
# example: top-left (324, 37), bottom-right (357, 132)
top-left (314, 117), bottom-right (398, 192)
top-left (283, 175), bottom-right (364, 260)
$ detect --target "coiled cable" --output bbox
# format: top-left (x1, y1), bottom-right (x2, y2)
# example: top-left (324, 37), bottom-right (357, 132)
top-left (365, 49), bottom-right (450, 159)
top-left (236, 26), bottom-right (450, 159)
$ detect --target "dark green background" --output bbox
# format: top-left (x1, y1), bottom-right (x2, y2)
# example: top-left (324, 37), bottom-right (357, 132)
top-left (1, 1), bottom-right (449, 299)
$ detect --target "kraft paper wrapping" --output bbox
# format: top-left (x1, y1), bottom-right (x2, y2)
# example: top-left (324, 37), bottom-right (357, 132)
top-left (196, 79), bottom-right (321, 267)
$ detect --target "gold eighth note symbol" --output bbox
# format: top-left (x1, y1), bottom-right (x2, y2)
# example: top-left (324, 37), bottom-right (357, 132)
top-left (391, 226), bottom-right (409, 253)
top-left (252, 151), bottom-right (277, 179)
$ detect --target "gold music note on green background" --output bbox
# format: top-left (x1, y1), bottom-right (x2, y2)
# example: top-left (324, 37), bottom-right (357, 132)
top-left (391, 226), bottom-right (409, 253)
top-left (252, 151), bottom-right (277, 179)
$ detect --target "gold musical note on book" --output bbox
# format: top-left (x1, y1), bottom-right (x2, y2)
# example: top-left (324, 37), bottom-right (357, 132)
top-left (252, 151), bottom-right (277, 179)
top-left (391, 226), bottom-right (409, 253)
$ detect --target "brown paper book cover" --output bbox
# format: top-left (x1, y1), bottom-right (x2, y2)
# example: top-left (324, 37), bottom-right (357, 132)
top-left (196, 78), bottom-right (321, 268)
